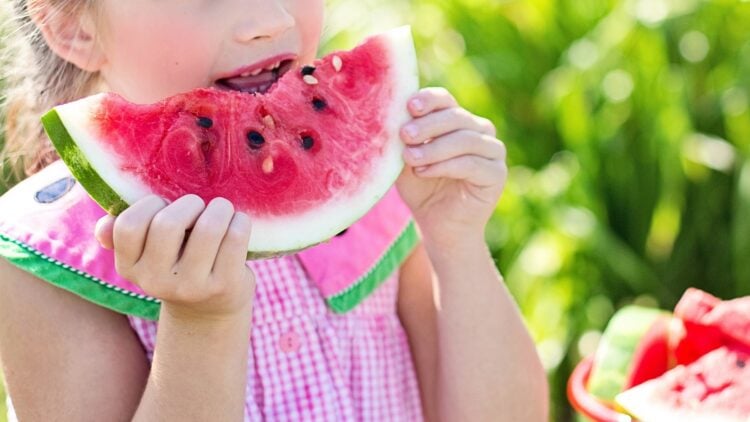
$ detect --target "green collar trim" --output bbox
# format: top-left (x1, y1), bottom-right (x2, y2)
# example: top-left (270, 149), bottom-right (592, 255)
top-left (0, 233), bottom-right (161, 320)
top-left (326, 221), bottom-right (419, 313)
top-left (0, 220), bottom-right (419, 318)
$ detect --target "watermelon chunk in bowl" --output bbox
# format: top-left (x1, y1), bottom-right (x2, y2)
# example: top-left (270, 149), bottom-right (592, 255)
top-left (570, 289), bottom-right (750, 421)
top-left (41, 27), bottom-right (419, 258)
top-left (616, 345), bottom-right (750, 422)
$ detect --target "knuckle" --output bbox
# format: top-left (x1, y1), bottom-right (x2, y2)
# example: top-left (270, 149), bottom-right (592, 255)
top-left (114, 259), bottom-right (133, 280)
top-left (226, 223), bottom-right (250, 244)
top-left (132, 270), bottom-right (157, 292)
top-left (113, 215), bottom-right (141, 240)
top-left (452, 107), bottom-right (472, 120)
top-left (483, 118), bottom-right (497, 136)
top-left (496, 139), bottom-right (507, 156)
top-left (206, 280), bottom-right (229, 299)
top-left (432, 86), bottom-right (452, 99)
top-left (192, 217), bottom-right (218, 237)
top-left (143, 194), bottom-right (166, 206)
top-left (172, 277), bottom-right (204, 302)
top-left (151, 211), bottom-right (181, 234)
top-left (468, 155), bottom-right (485, 168)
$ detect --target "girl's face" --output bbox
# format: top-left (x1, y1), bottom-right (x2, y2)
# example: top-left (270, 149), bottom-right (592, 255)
top-left (94, 0), bottom-right (324, 104)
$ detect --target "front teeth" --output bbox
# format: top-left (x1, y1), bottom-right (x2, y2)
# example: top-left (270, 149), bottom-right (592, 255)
top-left (238, 62), bottom-right (281, 78)
top-left (266, 61), bottom-right (281, 71)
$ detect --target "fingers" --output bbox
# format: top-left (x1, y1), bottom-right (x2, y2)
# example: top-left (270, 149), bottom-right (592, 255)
top-left (403, 130), bottom-right (506, 167)
top-left (211, 212), bottom-right (253, 280)
top-left (112, 195), bottom-right (168, 273)
top-left (138, 194), bottom-right (206, 271)
top-left (407, 87), bottom-right (458, 117)
top-left (95, 215), bottom-right (116, 250)
top-left (413, 155), bottom-right (507, 188)
top-left (176, 197), bottom-right (236, 277)
top-left (401, 107), bottom-right (496, 145)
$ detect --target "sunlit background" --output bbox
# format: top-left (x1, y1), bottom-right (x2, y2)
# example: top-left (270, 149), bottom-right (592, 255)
top-left (3, 0), bottom-right (750, 420)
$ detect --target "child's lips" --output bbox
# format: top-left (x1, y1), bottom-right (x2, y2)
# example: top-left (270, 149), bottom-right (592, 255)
top-left (215, 58), bottom-right (296, 94)
top-left (218, 70), bottom-right (278, 93)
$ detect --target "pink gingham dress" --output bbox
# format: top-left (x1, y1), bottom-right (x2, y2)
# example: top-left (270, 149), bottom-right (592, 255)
top-left (128, 258), bottom-right (422, 421)
top-left (0, 161), bottom-right (424, 421)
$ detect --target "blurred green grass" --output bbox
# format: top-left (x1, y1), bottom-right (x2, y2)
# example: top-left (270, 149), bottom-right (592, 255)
top-left (2, 0), bottom-right (750, 420)
top-left (323, 0), bottom-right (750, 419)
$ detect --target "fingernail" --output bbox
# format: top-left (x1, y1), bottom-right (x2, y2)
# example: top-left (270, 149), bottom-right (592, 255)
top-left (404, 124), bottom-right (418, 139)
top-left (415, 166), bottom-right (428, 173)
top-left (411, 98), bottom-right (424, 112)
top-left (407, 147), bottom-right (424, 160)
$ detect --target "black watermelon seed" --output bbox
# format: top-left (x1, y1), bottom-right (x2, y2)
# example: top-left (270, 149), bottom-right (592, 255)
top-left (301, 135), bottom-right (315, 150)
top-left (738, 359), bottom-right (746, 368)
top-left (301, 65), bottom-right (316, 76)
top-left (247, 131), bottom-right (265, 149)
top-left (336, 228), bottom-right (348, 237)
top-left (312, 98), bottom-right (327, 111)
top-left (197, 116), bottom-right (213, 128)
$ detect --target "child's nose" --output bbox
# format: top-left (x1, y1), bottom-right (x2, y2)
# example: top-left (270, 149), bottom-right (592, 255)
top-left (233, 2), bottom-right (295, 43)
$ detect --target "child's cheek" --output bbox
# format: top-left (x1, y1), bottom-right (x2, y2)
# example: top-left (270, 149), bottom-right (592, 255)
top-left (291, 0), bottom-right (325, 63)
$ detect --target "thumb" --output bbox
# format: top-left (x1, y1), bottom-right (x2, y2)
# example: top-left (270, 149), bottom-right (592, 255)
top-left (95, 215), bottom-right (116, 250)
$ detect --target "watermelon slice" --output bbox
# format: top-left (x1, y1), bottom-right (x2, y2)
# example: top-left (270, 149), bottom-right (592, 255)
top-left (41, 27), bottom-right (419, 257)
top-left (616, 345), bottom-right (750, 422)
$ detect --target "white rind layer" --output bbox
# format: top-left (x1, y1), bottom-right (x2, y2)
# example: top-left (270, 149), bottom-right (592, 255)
top-left (53, 26), bottom-right (419, 254)
top-left (56, 94), bottom-right (153, 205)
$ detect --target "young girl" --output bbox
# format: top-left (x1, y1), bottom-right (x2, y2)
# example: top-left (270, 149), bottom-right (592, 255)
top-left (0, 0), bottom-right (547, 420)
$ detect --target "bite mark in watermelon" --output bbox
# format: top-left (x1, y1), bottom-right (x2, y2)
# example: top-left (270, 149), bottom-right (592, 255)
top-left (41, 27), bottom-right (419, 257)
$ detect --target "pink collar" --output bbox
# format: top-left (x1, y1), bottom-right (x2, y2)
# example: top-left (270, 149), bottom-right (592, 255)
top-left (0, 161), bottom-right (417, 319)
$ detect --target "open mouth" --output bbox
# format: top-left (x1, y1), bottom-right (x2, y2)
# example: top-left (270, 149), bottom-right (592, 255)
top-left (215, 59), bottom-right (295, 94)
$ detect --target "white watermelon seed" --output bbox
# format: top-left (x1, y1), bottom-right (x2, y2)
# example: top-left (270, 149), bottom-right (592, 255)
top-left (262, 156), bottom-right (274, 174)
top-left (263, 114), bottom-right (276, 129)
top-left (303, 75), bottom-right (319, 85)
top-left (333, 56), bottom-right (343, 72)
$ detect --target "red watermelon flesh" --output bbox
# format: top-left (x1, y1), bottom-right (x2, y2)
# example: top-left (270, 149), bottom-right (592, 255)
top-left (616, 345), bottom-right (750, 422)
top-left (625, 315), bottom-right (671, 389)
top-left (41, 27), bottom-right (419, 256)
top-left (674, 288), bottom-right (750, 365)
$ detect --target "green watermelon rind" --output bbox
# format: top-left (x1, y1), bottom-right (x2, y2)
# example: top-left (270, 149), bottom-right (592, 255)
top-left (41, 109), bottom-right (130, 215)
top-left (587, 306), bottom-right (669, 401)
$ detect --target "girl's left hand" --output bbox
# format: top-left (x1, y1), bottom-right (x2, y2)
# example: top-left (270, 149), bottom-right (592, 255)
top-left (396, 87), bottom-right (507, 247)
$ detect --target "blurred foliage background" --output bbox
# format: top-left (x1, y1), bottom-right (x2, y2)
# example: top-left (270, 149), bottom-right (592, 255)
top-left (324, 0), bottom-right (750, 419)
top-left (2, 0), bottom-right (750, 420)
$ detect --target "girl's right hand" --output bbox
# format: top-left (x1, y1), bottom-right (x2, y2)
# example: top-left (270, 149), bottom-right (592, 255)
top-left (95, 195), bottom-right (256, 321)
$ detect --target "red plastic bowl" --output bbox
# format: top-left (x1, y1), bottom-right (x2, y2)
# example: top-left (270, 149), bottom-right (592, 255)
top-left (567, 356), bottom-right (633, 422)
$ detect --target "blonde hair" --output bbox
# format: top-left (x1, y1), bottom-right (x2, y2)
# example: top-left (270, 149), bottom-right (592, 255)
top-left (1, 0), bottom-right (100, 181)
